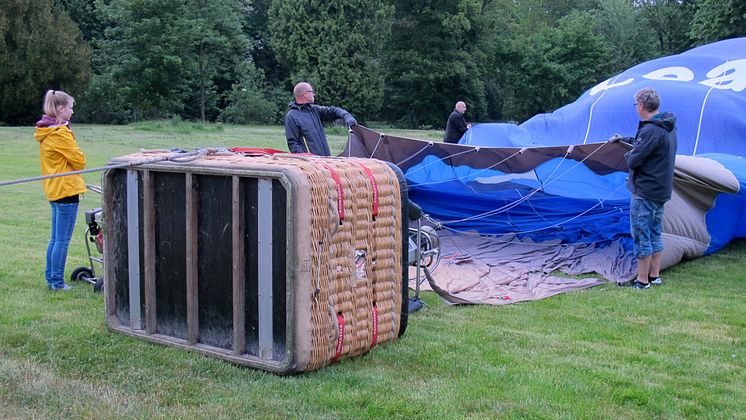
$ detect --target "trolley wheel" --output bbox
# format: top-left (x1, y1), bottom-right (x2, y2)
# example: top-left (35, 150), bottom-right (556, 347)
top-left (94, 277), bottom-right (104, 293)
top-left (71, 267), bottom-right (94, 282)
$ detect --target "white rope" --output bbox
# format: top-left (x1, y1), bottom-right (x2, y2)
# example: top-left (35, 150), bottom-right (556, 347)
top-left (397, 142), bottom-right (433, 167)
top-left (440, 177), bottom-right (627, 241)
top-left (582, 74), bottom-right (622, 144)
top-left (436, 145), bottom-right (577, 224)
top-left (403, 147), bottom-right (477, 177)
top-left (513, 182), bottom-right (626, 235)
top-left (433, 141), bottom-right (612, 225)
top-left (410, 147), bottom-right (525, 187)
top-left (368, 133), bottom-right (385, 158)
top-left (693, 60), bottom-right (729, 156)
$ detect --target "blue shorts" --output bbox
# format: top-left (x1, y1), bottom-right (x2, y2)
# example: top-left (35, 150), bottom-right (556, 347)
top-left (630, 197), bottom-right (665, 259)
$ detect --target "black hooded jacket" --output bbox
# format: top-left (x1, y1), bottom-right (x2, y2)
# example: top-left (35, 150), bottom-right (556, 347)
top-left (624, 112), bottom-right (677, 203)
top-left (284, 101), bottom-right (355, 156)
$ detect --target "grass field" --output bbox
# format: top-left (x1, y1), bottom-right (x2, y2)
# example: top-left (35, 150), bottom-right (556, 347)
top-left (1, 122), bottom-right (744, 418)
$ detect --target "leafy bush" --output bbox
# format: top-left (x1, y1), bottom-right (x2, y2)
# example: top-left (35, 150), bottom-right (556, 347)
top-left (219, 61), bottom-right (286, 125)
top-left (220, 87), bottom-right (280, 125)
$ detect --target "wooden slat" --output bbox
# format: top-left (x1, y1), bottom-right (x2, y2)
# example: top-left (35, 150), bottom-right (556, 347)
top-left (232, 176), bottom-right (246, 355)
top-left (104, 176), bottom-right (116, 319)
top-left (257, 178), bottom-right (273, 359)
top-left (143, 170), bottom-right (157, 334)
top-left (186, 173), bottom-right (199, 345)
top-left (126, 170), bottom-right (141, 330)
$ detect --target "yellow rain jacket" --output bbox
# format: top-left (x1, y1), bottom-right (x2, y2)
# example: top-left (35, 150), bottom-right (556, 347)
top-left (34, 124), bottom-right (87, 201)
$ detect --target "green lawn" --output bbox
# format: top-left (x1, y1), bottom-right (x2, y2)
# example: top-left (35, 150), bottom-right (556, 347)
top-left (1, 123), bottom-right (744, 418)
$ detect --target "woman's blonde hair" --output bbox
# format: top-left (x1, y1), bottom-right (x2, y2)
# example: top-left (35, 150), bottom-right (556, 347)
top-left (43, 90), bottom-right (75, 122)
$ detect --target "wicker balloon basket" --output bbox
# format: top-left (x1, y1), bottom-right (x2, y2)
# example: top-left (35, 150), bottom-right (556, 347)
top-left (102, 150), bottom-right (407, 374)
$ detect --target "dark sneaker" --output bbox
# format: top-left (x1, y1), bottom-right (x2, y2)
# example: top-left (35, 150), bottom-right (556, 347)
top-left (632, 280), bottom-right (650, 290)
top-left (649, 276), bottom-right (662, 286)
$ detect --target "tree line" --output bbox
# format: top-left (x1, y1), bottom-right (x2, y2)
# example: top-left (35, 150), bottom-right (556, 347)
top-left (1, 0), bottom-right (743, 127)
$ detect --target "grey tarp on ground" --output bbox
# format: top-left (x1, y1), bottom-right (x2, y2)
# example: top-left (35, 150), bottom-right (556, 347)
top-left (410, 156), bottom-right (739, 305)
top-left (409, 232), bottom-right (620, 305)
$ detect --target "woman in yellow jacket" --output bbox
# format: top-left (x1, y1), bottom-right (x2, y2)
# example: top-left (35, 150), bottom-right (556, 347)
top-left (34, 90), bottom-right (87, 291)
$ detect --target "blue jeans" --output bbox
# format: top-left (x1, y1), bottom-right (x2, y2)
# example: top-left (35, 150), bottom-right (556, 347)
top-left (630, 197), bottom-right (664, 259)
top-left (46, 201), bottom-right (79, 289)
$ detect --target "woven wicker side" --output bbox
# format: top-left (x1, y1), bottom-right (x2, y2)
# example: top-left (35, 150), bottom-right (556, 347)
top-left (357, 160), bottom-right (402, 342)
top-left (280, 164), bottom-right (316, 372)
top-left (349, 160), bottom-right (376, 343)
top-left (316, 158), bottom-right (402, 361)
top-left (278, 157), bottom-right (341, 372)
top-left (338, 160), bottom-right (375, 358)
top-left (320, 160), bottom-right (356, 366)
top-left (346, 159), bottom-right (383, 352)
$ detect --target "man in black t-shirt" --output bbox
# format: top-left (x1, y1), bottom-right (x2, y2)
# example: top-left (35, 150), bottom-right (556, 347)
top-left (443, 101), bottom-right (471, 143)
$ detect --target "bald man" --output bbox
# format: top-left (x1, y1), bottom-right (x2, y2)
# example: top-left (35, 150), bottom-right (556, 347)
top-left (443, 101), bottom-right (472, 143)
top-left (284, 82), bottom-right (357, 156)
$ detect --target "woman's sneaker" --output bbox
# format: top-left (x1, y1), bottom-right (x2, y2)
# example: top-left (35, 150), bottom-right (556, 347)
top-left (632, 280), bottom-right (650, 289)
top-left (649, 276), bottom-right (663, 285)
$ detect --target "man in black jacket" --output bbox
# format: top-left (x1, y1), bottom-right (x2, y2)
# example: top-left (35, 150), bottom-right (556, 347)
top-left (284, 82), bottom-right (357, 156)
top-left (611, 87), bottom-right (677, 290)
top-left (443, 101), bottom-right (471, 143)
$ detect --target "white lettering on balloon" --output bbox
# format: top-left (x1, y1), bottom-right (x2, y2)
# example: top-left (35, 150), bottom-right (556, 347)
top-left (643, 66), bottom-right (694, 81)
top-left (589, 59), bottom-right (746, 95)
top-left (699, 59), bottom-right (746, 92)
top-left (589, 77), bottom-right (633, 96)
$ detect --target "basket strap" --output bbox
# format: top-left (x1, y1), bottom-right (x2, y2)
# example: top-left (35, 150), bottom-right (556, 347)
top-left (370, 305), bottom-right (379, 349)
top-left (356, 162), bottom-right (379, 218)
top-left (331, 313), bottom-right (345, 363)
top-left (322, 163), bottom-right (345, 222)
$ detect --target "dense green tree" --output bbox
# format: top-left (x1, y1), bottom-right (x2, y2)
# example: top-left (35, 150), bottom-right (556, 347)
top-left (689, 0), bottom-right (746, 45)
top-left (245, 0), bottom-right (287, 87)
top-left (80, 0), bottom-right (256, 123)
top-left (185, 0), bottom-right (253, 121)
top-left (58, 0), bottom-right (105, 41)
top-left (269, 0), bottom-right (392, 122)
top-left (515, 0), bottom-right (600, 24)
top-left (92, 0), bottom-right (196, 121)
top-left (594, 0), bottom-right (656, 74)
top-left (499, 11), bottom-right (608, 122)
top-left (637, 0), bottom-right (696, 55)
top-left (382, 0), bottom-right (495, 128)
top-left (0, 0), bottom-right (91, 125)
top-left (220, 61), bottom-right (284, 124)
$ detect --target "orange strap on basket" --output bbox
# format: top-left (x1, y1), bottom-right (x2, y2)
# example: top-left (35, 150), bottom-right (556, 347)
top-left (331, 313), bottom-right (345, 363)
top-left (356, 163), bottom-right (379, 217)
top-left (322, 163), bottom-right (345, 221)
top-left (370, 305), bottom-right (379, 349)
